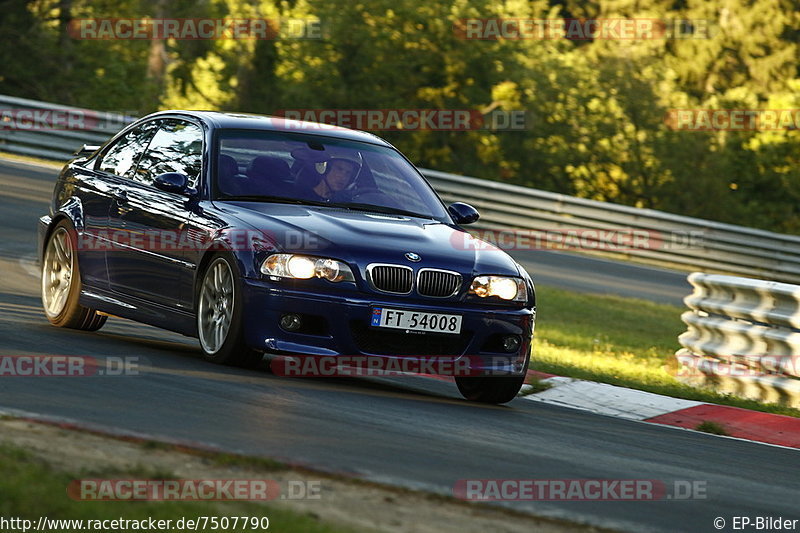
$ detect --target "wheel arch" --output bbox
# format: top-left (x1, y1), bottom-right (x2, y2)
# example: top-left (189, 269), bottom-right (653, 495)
top-left (192, 244), bottom-right (247, 310)
top-left (192, 232), bottom-right (265, 310)
top-left (40, 203), bottom-right (83, 264)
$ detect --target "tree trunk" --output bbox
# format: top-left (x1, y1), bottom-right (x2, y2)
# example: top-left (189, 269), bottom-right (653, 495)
top-left (146, 0), bottom-right (168, 91)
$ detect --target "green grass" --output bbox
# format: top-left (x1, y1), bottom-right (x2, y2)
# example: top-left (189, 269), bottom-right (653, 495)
top-left (695, 421), bottom-right (729, 436)
top-left (531, 285), bottom-right (800, 417)
top-left (0, 443), bottom-right (358, 533)
top-left (519, 376), bottom-right (553, 395)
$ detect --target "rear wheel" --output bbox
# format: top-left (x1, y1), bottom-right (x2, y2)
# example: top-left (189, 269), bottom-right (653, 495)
top-left (197, 254), bottom-right (263, 368)
top-left (41, 222), bottom-right (106, 331)
top-left (455, 355), bottom-right (529, 404)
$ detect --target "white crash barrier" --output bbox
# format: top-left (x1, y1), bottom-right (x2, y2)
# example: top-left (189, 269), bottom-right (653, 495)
top-left (676, 272), bottom-right (800, 407)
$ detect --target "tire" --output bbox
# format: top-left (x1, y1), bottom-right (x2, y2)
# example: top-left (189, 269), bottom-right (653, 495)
top-left (41, 221), bottom-right (107, 331)
top-left (196, 253), bottom-right (263, 368)
top-left (455, 354), bottom-right (529, 404)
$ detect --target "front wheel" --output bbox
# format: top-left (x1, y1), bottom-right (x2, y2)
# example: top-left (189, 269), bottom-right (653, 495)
top-left (41, 222), bottom-right (106, 331)
top-left (196, 254), bottom-right (263, 368)
top-left (455, 356), bottom-right (529, 404)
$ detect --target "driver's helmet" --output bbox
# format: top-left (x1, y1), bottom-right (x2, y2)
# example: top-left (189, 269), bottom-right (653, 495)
top-left (321, 152), bottom-right (362, 185)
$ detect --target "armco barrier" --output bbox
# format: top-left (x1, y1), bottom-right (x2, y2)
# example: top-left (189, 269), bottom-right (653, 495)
top-left (675, 272), bottom-right (800, 408)
top-left (421, 170), bottom-right (800, 284)
top-left (0, 94), bottom-right (133, 160)
top-left (3, 94), bottom-right (800, 283)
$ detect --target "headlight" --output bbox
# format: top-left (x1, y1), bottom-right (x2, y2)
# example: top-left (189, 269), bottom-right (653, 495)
top-left (261, 254), bottom-right (355, 282)
top-left (469, 275), bottom-right (527, 302)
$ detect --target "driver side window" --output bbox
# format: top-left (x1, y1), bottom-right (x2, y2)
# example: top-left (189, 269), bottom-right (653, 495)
top-left (133, 119), bottom-right (203, 187)
top-left (96, 121), bottom-right (160, 178)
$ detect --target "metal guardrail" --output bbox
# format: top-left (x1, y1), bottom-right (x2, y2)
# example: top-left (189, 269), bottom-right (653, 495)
top-left (421, 169), bottom-right (800, 284)
top-left (676, 272), bottom-right (800, 407)
top-left (4, 93), bottom-right (800, 284)
top-left (0, 94), bottom-right (133, 161)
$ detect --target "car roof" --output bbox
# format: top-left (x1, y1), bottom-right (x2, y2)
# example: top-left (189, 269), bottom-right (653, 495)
top-left (142, 110), bottom-right (393, 147)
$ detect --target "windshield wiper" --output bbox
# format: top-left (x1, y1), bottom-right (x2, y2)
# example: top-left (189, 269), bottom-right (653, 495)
top-left (218, 195), bottom-right (330, 207)
top-left (333, 202), bottom-right (436, 220)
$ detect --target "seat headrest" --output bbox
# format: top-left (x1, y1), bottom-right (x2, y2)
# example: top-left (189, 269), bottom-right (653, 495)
top-left (247, 156), bottom-right (290, 180)
top-left (218, 154), bottom-right (239, 181)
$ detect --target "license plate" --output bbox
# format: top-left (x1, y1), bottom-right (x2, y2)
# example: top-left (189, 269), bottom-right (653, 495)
top-left (370, 307), bottom-right (462, 334)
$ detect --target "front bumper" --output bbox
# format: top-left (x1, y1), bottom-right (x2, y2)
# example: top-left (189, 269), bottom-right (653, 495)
top-left (241, 278), bottom-right (535, 376)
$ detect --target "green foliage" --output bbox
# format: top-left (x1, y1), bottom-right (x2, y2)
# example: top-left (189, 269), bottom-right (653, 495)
top-left (695, 421), bottom-right (730, 435)
top-left (2, 0), bottom-right (798, 233)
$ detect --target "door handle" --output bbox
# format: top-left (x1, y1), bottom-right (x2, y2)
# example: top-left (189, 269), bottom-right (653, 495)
top-left (111, 189), bottom-right (128, 204)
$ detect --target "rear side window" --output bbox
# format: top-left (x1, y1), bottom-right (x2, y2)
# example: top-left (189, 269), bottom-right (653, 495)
top-left (134, 119), bottom-right (203, 187)
top-left (96, 121), bottom-right (159, 177)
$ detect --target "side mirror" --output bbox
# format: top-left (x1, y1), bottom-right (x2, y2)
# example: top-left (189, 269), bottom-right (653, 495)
top-left (154, 172), bottom-right (190, 194)
top-left (73, 144), bottom-right (100, 157)
top-left (448, 202), bottom-right (480, 225)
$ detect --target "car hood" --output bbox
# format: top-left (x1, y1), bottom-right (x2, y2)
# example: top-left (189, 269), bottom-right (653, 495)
top-left (220, 201), bottom-right (522, 277)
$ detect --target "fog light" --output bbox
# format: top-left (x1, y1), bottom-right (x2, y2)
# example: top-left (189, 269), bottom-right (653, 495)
top-left (502, 335), bottom-right (521, 353)
top-left (280, 314), bottom-right (302, 331)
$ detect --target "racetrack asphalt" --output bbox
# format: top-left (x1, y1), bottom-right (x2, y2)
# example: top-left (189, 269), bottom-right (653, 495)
top-left (0, 158), bottom-right (796, 533)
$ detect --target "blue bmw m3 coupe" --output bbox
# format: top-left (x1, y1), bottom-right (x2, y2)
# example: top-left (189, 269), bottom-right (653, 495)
top-left (38, 111), bottom-right (535, 403)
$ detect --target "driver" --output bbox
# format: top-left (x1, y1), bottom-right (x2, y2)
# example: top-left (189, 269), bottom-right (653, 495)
top-left (309, 157), bottom-right (360, 201)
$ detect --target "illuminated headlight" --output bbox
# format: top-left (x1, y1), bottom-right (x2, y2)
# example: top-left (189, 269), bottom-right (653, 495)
top-left (261, 254), bottom-right (354, 282)
top-left (469, 276), bottom-right (527, 302)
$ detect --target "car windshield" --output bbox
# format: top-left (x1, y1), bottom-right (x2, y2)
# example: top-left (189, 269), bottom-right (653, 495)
top-left (214, 129), bottom-right (449, 221)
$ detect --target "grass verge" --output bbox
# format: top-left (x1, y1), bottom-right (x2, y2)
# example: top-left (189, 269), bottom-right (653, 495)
top-left (695, 421), bottom-right (729, 436)
top-left (531, 285), bottom-right (800, 418)
top-left (0, 443), bottom-right (357, 533)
